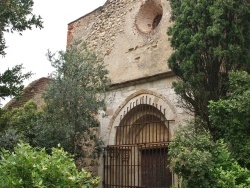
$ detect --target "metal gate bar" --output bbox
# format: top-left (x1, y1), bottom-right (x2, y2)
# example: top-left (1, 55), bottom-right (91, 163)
top-left (103, 143), bottom-right (172, 188)
top-left (104, 102), bottom-right (174, 188)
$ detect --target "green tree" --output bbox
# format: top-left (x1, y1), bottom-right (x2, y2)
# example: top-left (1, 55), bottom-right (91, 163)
top-left (0, 0), bottom-right (43, 56)
top-left (0, 142), bottom-right (99, 188)
top-left (0, 100), bottom-right (43, 150)
top-left (0, 64), bottom-right (32, 101)
top-left (167, 0), bottom-right (250, 132)
top-left (168, 120), bottom-right (250, 188)
top-left (0, 0), bottom-right (43, 104)
top-left (35, 42), bottom-right (109, 166)
top-left (209, 71), bottom-right (250, 168)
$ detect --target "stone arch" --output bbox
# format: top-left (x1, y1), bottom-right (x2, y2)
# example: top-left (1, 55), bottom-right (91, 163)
top-left (107, 89), bottom-right (176, 145)
top-left (115, 103), bottom-right (170, 146)
top-left (135, 0), bottom-right (163, 33)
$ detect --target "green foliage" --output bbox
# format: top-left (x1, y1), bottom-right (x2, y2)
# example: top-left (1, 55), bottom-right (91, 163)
top-left (0, 42), bottom-right (109, 169)
top-left (0, 0), bottom-right (43, 56)
top-left (35, 42), bottom-right (109, 162)
top-left (209, 71), bottom-right (250, 168)
top-left (0, 100), bottom-right (42, 150)
top-left (0, 128), bottom-right (23, 152)
top-left (0, 142), bottom-right (99, 188)
top-left (0, 0), bottom-right (42, 103)
top-left (0, 64), bottom-right (32, 101)
top-left (168, 1), bottom-right (250, 186)
top-left (167, 0), bottom-right (250, 129)
top-left (169, 120), bottom-right (250, 188)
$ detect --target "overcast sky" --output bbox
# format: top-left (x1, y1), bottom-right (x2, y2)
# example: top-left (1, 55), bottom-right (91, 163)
top-left (1, 0), bottom-right (106, 105)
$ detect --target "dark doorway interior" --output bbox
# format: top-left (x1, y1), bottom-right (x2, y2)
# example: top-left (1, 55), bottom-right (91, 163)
top-left (141, 148), bottom-right (172, 188)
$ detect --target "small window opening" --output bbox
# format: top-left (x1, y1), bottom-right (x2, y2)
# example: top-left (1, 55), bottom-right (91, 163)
top-left (135, 0), bottom-right (163, 33)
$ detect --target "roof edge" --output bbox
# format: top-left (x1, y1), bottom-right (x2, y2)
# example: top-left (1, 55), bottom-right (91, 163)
top-left (68, 0), bottom-right (108, 25)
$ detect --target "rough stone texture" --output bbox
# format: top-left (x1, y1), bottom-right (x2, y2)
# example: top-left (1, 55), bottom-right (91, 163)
top-left (67, 0), bottom-right (191, 186)
top-left (100, 77), bottom-right (190, 145)
top-left (4, 77), bottom-right (51, 110)
top-left (66, 0), bottom-right (190, 138)
top-left (67, 0), bottom-right (173, 84)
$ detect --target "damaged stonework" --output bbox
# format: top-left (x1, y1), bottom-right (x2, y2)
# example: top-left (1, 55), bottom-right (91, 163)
top-left (67, 0), bottom-right (173, 84)
top-left (67, 0), bottom-right (190, 187)
top-left (4, 77), bottom-right (51, 110)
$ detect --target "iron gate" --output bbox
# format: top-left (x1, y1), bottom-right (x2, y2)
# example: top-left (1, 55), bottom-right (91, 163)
top-left (103, 103), bottom-right (174, 188)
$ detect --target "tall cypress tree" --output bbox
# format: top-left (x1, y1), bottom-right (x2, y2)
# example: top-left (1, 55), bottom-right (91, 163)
top-left (167, 0), bottom-right (250, 133)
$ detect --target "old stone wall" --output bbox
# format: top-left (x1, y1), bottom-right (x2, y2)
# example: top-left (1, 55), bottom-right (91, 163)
top-left (99, 76), bottom-right (190, 146)
top-left (66, 0), bottom-right (190, 142)
top-left (4, 77), bottom-right (51, 110)
top-left (67, 0), bottom-right (173, 84)
top-left (67, 1), bottom-right (191, 186)
top-left (97, 76), bottom-right (190, 187)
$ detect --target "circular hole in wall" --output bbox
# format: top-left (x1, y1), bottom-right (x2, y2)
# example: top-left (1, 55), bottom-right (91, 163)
top-left (135, 0), bottom-right (163, 33)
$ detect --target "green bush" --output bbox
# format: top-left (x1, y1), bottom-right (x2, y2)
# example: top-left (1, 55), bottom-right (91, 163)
top-left (168, 120), bottom-right (250, 188)
top-left (0, 100), bottom-right (43, 151)
top-left (0, 142), bottom-right (99, 188)
top-left (209, 71), bottom-right (250, 168)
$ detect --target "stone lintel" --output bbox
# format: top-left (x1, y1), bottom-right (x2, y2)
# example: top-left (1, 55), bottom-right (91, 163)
top-left (109, 71), bottom-right (175, 90)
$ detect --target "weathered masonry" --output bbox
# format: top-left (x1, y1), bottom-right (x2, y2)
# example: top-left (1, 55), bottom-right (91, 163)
top-left (67, 0), bottom-right (190, 187)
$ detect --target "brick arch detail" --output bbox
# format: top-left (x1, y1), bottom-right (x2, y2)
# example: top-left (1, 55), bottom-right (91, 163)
top-left (107, 89), bottom-right (176, 145)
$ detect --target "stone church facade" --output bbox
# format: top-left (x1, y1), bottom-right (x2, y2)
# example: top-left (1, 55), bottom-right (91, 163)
top-left (67, 0), bottom-right (190, 187)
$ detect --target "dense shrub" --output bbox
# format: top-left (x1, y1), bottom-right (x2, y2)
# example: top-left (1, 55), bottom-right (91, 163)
top-left (0, 142), bottom-right (99, 188)
top-left (169, 120), bottom-right (250, 188)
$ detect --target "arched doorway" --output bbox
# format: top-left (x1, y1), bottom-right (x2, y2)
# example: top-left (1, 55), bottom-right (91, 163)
top-left (104, 96), bottom-right (174, 187)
